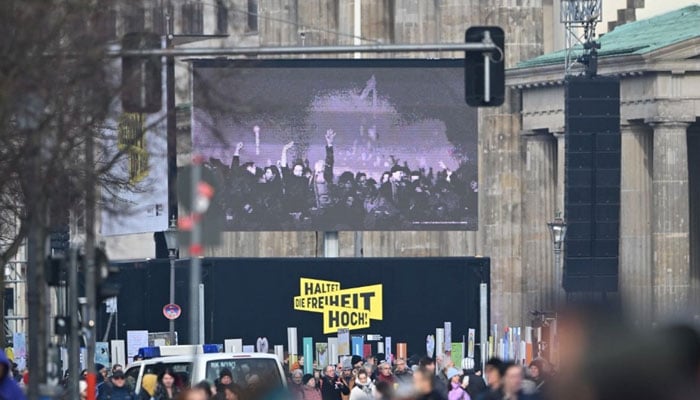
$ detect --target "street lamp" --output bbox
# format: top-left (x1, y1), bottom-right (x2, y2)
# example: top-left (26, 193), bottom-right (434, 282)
top-left (547, 212), bottom-right (567, 300)
top-left (163, 217), bottom-right (178, 342)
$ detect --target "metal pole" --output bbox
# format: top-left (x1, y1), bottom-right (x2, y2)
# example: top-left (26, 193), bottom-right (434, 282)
top-left (68, 248), bottom-right (80, 400)
top-left (190, 159), bottom-right (202, 345)
top-left (84, 118), bottom-right (97, 400)
top-left (26, 219), bottom-right (47, 400)
top-left (109, 42), bottom-right (499, 58)
top-left (479, 283), bottom-right (488, 372)
top-left (169, 251), bottom-right (175, 340)
top-left (198, 283), bottom-right (205, 343)
top-left (323, 232), bottom-right (339, 257)
top-left (553, 246), bottom-right (561, 306)
top-left (483, 31), bottom-right (492, 103)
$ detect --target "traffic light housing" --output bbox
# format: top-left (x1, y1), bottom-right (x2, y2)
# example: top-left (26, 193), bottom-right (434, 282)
top-left (465, 26), bottom-right (505, 107)
top-left (121, 32), bottom-right (162, 113)
top-left (94, 248), bottom-right (121, 303)
top-left (46, 255), bottom-right (66, 287)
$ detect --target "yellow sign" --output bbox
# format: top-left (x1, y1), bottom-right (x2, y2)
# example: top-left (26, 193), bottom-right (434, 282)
top-left (293, 278), bottom-right (383, 334)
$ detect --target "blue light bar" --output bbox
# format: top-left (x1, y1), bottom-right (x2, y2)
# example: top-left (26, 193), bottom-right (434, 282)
top-left (202, 344), bottom-right (220, 353)
top-left (137, 346), bottom-right (161, 359)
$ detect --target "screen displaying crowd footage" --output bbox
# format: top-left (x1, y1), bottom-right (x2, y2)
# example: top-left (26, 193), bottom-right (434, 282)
top-left (192, 59), bottom-right (478, 231)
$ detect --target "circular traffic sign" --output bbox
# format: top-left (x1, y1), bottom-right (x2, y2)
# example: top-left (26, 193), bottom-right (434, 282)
top-left (163, 303), bottom-right (182, 320)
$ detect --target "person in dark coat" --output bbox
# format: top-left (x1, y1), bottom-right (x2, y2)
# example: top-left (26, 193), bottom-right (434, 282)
top-left (0, 351), bottom-right (25, 400)
top-left (320, 365), bottom-right (349, 400)
top-left (98, 370), bottom-right (136, 400)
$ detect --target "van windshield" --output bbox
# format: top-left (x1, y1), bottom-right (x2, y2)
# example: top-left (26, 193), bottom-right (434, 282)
top-left (206, 358), bottom-right (282, 388)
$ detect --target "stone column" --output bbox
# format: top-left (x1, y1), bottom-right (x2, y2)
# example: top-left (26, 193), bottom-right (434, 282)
top-left (650, 121), bottom-right (691, 319)
top-left (553, 131), bottom-right (566, 302)
top-left (619, 123), bottom-right (653, 325)
top-left (521, 131), bottom-right (556, 318)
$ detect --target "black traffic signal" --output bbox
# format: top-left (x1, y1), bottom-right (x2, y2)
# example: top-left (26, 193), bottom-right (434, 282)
top-left (465, 26), bottom-right (505, 107)
top-left (49, 224), bottom-right (70, 256)
top-left (46, 255), bottom-right (66, 287)
top-left (94, 248), bottom-right (121, 303)
top-left (121, 32), bottom-right (162, 113)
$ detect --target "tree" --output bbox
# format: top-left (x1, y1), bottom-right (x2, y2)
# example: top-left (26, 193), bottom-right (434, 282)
top-left (0, 1), bottom-right (162, 397)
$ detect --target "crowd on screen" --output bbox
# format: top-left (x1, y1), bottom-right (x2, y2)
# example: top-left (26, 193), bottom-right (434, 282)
top-left (203, 129), bottom-right (478, 230)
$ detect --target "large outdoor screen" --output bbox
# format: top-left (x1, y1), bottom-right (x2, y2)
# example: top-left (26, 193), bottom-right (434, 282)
top-left (192, 59), bottom-right (478, 231)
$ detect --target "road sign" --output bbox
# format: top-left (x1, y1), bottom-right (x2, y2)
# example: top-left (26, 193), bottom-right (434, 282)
top-left (163, 304), bottom-right (182, 320)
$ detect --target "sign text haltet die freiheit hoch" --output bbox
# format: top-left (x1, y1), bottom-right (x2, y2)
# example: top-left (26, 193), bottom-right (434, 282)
top-left (293, 278), bottom-right (383, 334)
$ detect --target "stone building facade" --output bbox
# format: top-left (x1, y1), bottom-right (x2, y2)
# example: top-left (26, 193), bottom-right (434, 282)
top-left (508, 5), bottom-right (700, 324)
top-left (102, 1), bottom-right (699, 328)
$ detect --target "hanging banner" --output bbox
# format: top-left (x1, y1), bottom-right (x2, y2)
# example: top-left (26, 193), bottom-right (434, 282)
top-left (294, 278), bottom-right (383, 334)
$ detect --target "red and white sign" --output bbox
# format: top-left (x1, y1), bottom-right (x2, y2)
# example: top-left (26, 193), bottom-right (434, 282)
top-left (163, 304), bottom-right (182, 320)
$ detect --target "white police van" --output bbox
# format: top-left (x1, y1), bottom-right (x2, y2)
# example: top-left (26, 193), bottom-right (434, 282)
top-left (124, 345), bottom-right (286, 395)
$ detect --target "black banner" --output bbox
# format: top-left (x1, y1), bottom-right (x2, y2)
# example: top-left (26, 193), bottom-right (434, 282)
top-left (109, 257), bottom-right (489, 365)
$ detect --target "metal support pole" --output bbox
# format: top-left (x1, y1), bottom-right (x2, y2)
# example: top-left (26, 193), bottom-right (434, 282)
top-left (483, 31), bottom-right (492, 103)
top-left (68, 248), bottom-right (80, 400)
top-left (479, 283), bottom-right (488, 371)
top-left (84, 119), bottom-right (97, 400)
top-left (109, 42), bottom-right (500, 58)
top-left (26, 219), bottom-right (47, 400)
top-left (323, 232), bottom-right (339, 257)
top-left (198, 283), bottom-right (205, 343)
top-left (190, 159), bottom-right (202, 345)
top-left (168, 251), bottom-right (175, 340)
top-left (553, 246), bottom-right (561, 306)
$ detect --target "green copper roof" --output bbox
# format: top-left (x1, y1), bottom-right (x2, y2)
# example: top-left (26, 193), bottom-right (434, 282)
top-left (516, 4), bottom-right (700, 69)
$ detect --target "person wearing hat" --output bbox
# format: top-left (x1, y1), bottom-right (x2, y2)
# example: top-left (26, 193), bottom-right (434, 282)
top-left (351, 356), bottom-right (363, 370)
top-left (96, 363), bottom-right (112, 398)
top-left (299, 373), bottom-right (322, 400)
top-left (98, 369), bottom-right (137, 400)
top-left (218, 368), bottom-right (234, 387)
top-left (446, 368), bottom-right (470, 400)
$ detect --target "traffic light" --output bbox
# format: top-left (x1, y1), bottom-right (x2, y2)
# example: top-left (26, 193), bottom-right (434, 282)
top-left (464, 26), bottom-right (505, 107)
top-left (45, 255), bottom-right (66, 287)
top-left (94, 248), bottom-right (121, 303)
top-left (49, 224), bottom-right (70, 256)
top-left (121, 32), bottom-right (162, 113)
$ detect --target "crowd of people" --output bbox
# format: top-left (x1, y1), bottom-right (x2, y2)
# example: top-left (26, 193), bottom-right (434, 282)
top-left (284, 355), bottom-right (544, 400)
top-left (204, 130), bottom-right (477, 230)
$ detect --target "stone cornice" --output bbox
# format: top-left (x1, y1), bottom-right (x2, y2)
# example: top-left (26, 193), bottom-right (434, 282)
top-left (507, 37), bottom-right (700, 89)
